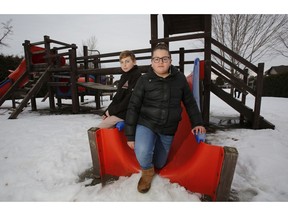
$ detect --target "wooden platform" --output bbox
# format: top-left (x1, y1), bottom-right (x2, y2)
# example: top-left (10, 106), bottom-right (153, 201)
top-left (77, 82), bottom-right (117, 110)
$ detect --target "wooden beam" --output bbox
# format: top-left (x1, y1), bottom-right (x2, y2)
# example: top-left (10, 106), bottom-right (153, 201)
top-left (203, 15), bottom-right (212, 126)
top-left (216, 146), bottom-right (238, 201)
top-left (87, 127), bottom-right (101, 177)
top-left (150, 14), bottom-right (158, 52)
top-left (253, 63), bottom-right (264, 129)
top-left (69, 48), bottom-right (80, 114)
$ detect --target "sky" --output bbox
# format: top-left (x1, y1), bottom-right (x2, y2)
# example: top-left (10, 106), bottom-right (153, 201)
top-left (0, 14), bottom-right (152, 57)
top-left (0, 91), bottom-right (288, 213)
top-left (1, 1), bottom-right (288, 72)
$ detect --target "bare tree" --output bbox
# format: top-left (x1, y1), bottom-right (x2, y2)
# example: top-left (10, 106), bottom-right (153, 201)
top-left (212, 14), bottom-right (288, 67)
top-left (0, 19), bottom-right (13, 47)
top-left (77, 36), bottom-right (100, 69)
top-left (80, 35), bottom-right (98, 56)
top-left (275, 25), bottom-right (288, 58)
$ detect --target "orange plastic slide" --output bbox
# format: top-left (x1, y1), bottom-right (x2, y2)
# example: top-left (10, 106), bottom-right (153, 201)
top-left (0, 46), bottom-right (67, 98)
top-left (0, 46), bottom-right (47, 98)
top-left (94, 104), bottom-right (226, 201)
top-left (0, 58), bottom-right (27, 98)
top-left (90, 65), bottom-right (236, 201)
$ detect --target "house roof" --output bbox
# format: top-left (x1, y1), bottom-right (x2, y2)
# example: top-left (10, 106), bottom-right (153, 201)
top-left (265, 65), bottom-right (288, 75)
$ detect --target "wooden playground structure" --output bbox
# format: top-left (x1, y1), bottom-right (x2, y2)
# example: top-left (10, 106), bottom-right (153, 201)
top-left (0, 14), bottom-right (277, 201)
top-left (0, 15), bottom-right (274, 130)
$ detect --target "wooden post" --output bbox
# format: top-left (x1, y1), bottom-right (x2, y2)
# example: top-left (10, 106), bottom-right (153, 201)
top-left (240, 69), bottom-right (248, 124)
top-left (30, 96), bottom-right (37, 111)
top-left (216, 146), bottom-right (238, 201)
top-left (202, 15), bottom-right (212, 124)
top-left (93, 52), bottom-right (102, 110)
top-left (253, 63), bottom-right (264, 129)
top-left (23, 40), bottom-right (38, 111)
top-left (163, 15), bottom-right (170, 49)
top-left (44, 35), bottom-right (56, 111)
top-left (69, 46), bottom-right (80, 114)
top-left (82, 45), bottom-right (89, 103)
top-left (82, 46), bottom-right (88, 66)
top-left (87, 127), bottom-right (100, 177)
top-left (29, 48), bottom-right (37, 112)
top-left (179, 47), bottom-right (185, 73)
top-left (23, 40), bottom-right (32, 79)
top-left (150, 14), bottom-right (158, 54)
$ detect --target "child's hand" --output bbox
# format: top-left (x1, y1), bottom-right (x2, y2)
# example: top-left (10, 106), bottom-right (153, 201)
top-left (191, 126), bottom-right (206, 135)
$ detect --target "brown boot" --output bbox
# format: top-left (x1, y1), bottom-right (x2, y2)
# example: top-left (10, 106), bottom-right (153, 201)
top-left (137, 167), bottom-right (155, 193)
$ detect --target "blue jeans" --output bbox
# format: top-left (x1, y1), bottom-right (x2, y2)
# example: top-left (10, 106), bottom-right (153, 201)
top-left (134, 124), bottom-right (174, 170)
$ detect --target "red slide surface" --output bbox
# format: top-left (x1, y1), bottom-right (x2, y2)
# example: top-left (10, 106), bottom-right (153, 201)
top-left (95, 105), bottom-right (225, 200)
top-left (93, 73), bottom-right (226, 200)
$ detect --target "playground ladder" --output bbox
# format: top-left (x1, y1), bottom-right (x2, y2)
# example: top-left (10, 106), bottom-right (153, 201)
top-left (210, 83), bottom-right (275, 129)
top-left (8, 66), bottom-right (51, 119)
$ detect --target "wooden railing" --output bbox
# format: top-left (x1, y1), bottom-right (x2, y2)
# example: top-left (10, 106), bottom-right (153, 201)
top-left (211, 38), bottom-right (265, 128)
top-left (4, 34), bottom-right (273, 128)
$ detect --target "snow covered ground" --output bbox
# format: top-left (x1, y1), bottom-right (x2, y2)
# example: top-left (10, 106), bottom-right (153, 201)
top-left (1, 92), bottom-right (288, 213)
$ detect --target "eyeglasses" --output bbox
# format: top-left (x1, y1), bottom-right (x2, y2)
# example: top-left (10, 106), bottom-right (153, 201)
top-left (152, 56), bottom-right (170, 63)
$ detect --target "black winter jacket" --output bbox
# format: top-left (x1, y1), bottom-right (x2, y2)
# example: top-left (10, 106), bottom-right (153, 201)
top-left (125, 65), bottom-right (203, 141)
top-left (106, 65), bottom-right (141, 120)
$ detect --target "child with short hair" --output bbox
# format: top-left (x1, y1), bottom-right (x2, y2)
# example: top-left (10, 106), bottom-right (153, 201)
top-left (97, 50), bottom-right (141, 128)
top-left (125, 43), bottom-right (206, 193)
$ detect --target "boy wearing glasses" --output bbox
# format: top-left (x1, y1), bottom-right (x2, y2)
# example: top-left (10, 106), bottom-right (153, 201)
top-left (125, 43), bottom-right (206, 193)
top-left (97, 50), bottom-right (141, 128)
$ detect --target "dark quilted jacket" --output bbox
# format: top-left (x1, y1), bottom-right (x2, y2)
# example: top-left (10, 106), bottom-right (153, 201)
top-left (125, 65), bottom-right (203, 141)
top-left (106, 65), bottom-right (141, 120)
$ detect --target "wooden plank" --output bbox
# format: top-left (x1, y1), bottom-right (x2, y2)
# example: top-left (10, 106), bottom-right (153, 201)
top-left (87, 127), bottom-right (100, 177)
top-left (216, 146), bottom-right (238, 201)
top-left (163, 15), bottom-right (207, 34)
top-left (211, 38), bottom-right (258, 73)
top-left (211, 67), bottom-right (254, 96)
top-left (87, 127), bottom-right (120, 185)
top-left (77, 65), bottom-right (150, 76)
top-left (77, 82), bottom-right (117, 91)
top-left (150, 32), bottom-right (205, 44)
top-left (47, 82), bottom-right (70, 87)
top-left (211, 50), bottom-right (247, 76)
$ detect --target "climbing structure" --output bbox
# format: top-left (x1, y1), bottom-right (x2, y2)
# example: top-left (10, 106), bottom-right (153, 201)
top-left (0, 36), bottom-right (77, 119)
top-left (0, 36), bottom-right (118, 119)
top-left (0, 15), bottom-right (275, 130)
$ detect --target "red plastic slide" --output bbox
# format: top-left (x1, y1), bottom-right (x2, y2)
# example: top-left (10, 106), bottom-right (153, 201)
top-left (90, 70), bottom-right (237, 201)
top-left (0, 79), bottom-right (13, 98)
top-left (0, 58), bottom-right (28, 98)
top-left (0, 46), bottom-right (65, 98)
top-left (94, 105), bottom-right (224, 200)
top-left (158, 107), bottom-right (224, 200)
